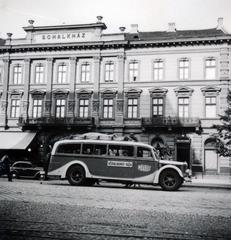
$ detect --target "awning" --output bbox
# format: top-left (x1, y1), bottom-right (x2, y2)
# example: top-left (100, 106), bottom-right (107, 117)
top-left (0, 132), bottom-right (36, 150)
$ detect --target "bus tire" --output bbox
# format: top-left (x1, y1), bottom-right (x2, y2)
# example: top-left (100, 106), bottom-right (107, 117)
top-left (159, 169), bottom-right (182, 191)
top-left (67, 165), bottom-right (86, 186)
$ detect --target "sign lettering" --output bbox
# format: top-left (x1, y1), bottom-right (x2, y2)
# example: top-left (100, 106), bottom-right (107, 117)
top-left (107, 161), bottom-right (133, 168)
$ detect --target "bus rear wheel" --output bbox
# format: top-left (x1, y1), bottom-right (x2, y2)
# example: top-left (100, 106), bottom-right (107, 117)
top-left (159, 169), bottom-right (182, 191)
top-left (67, 165), bottom-right (86, 186)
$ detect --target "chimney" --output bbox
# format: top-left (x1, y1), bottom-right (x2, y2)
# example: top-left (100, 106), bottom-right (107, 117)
top-left (217, 17), bottom-right (223, 29)
top-left (167, 22), bottom-right (176, 32)
top-left (6, 32), bottom-right (13, 39)
top-left (96, 16), bottom-right (103, 23)
top-left (130, 24), bottom-right (138, 33)
top-left (28, 19), bottom-right (34, 26)
top-left (119, 26), bottom-right (126, 32)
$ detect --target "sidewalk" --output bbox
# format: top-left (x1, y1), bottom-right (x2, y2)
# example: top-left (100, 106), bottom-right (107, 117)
top-left (184, 174), bottom-right (231, 189)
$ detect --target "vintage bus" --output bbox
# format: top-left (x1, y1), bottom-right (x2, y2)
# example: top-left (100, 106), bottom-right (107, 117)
top-left (48, 139), bottom-right (191, 191)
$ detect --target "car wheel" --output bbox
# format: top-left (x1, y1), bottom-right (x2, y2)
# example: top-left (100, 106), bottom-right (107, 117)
top-left (159, 169), bottom-right (182, 191)
top-left (67, 165), bottom-right (86, 186)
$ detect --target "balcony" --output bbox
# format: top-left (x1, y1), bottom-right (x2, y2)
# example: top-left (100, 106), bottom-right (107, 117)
top-left (18, 116), bottom-right (95, 130)
top-left (142, 116), bottom-right (201, 130)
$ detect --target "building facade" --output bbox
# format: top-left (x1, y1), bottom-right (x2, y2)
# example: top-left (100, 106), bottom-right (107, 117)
top-left (0, 17), bottom-right (230, 177)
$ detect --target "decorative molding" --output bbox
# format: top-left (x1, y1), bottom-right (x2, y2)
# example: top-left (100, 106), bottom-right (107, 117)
top-left (125, 88), bottom-right (142, 97)
top-left (9, 89), bottom-right (24, 96)
top-left (52, 88), bottom-right (69, 95)
top-left (30, 89), bottom-right (46, 95)
top-left (174, 86), bottom-right (194, 96)
top-left (149, 87), bottom-right (168, 97)
top-left (201, 85), bottom-right (221, 96)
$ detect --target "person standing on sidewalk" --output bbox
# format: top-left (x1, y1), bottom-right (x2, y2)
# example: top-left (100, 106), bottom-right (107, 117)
top-left (0, 154), bottom-right (12, 182)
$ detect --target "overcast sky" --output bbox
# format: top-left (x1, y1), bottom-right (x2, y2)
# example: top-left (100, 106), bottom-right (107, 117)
top-left (0, 0), bottom-right (231, 38)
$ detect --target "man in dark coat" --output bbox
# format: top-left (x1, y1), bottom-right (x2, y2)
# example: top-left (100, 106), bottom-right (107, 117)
top-left (0, 155), bottom-right (12, 182)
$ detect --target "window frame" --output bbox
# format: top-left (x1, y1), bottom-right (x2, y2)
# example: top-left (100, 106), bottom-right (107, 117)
top-left (13, 64), bottom-right (23, 85)
top-left (104, 61), bottom-right (115, 82)
top-left (178, 58), bottom-right (190, 80)
top-left (10, 98), bottom-right (20, 118)
top-left (128, 60), bottom-right (139, 82)
top-left (57, 63), bottom-right (68, 84)
top-left (153, 59), bottom-right (164, 81)
top-left (80, 62), bottom-right (91, 82)
top-left (34, 63), bottom-right (45, 84)
top-left (204, 57), bottom-right (217, 80)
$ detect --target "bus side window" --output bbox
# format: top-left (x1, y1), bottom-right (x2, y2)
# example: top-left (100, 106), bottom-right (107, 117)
top-left (82, 144), bottom-right (93, 155)
top-left (137, 147), bottom-right (152, 159)
top-left (94, 144), bottom-right (107, 155)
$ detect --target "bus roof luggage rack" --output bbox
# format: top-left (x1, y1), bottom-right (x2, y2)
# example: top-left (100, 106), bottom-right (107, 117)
top-left (70, 132), bottom-right (137, 141)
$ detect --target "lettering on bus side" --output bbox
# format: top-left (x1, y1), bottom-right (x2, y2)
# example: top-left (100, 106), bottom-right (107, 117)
top-left (107, 161), bottom-right (133, 168)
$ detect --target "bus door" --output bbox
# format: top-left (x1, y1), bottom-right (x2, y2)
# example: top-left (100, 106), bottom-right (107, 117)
top-left (134, 146), bottom-right (157, 181)
top-left (106, 144), bottom-right (134, 179)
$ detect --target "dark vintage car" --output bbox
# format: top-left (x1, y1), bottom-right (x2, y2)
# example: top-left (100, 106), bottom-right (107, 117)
top-left (10, 161), bottom-right (43, 179)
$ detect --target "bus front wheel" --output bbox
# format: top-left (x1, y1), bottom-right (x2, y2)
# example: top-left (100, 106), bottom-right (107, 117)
top-left (159, 169), bottom-right (182, 191)
top-left (67, 165), bottom-right (86, 186)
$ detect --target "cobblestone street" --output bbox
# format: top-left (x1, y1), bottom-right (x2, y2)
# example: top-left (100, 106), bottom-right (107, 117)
top-left (0, 178), bottom-right (231, 239)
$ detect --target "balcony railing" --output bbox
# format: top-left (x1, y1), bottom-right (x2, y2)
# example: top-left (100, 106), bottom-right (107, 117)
top-left (18, 116), bottom-right (95, 128)
top-left (142, 116), bottom-right (200, 128)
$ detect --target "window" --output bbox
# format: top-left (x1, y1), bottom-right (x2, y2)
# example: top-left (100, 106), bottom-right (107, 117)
top-left (129, 61), bottom-right (138, 82)
top-left (35, 64), bottom-right (44, 84)
top-left (108, 145), bottom-right (134, 157)
top-left (152, 98), bottom-right (163, 116)
top-left (127, 98), bottom-right (138, 118)
top-left (55, 99), bottom-right (66, 118)
top-left (82, 144), bottom-right (94, 155)
top-left (57, 144), bottom-right (81, 154)
top-left (105, 62), bottom-right (114, 82)
top-left (137, 147), bottom-right (152, 158)
top-left (205, 96), bottom-right (216, 118)
top-left (57, 63), bottom-right (67, 83)
top-left (13, 65), bottom-right (22, 84)
top-left (179, 59), bottom-right (189, 80)
top-left (153, 60), bottom-right (163, 80)
top-left (10, 99), bottom-right (20, 118)
top-left (103, 98), bottom-right (113, 119)
top-left (81, 63), bottom-right (90, 82)
top-left (178, 97), bottom-right (189, 118)
top-left (205, 58), bottom-right (216, 80)
top-left (32, 99), bottom-right (43, 118)
top-left (79, 99), bottom-right (89, 118)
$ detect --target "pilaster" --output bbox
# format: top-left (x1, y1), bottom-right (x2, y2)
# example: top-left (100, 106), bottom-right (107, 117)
top-left (22, 58), bottom-right (31, 119)
top-left (220, 47), bottom-right (229, 81)
top-left (0, 58), bottom-right (10, 128)
top-left (45, 58), bottom-right (54, 117)
top-left (67, 57), bottom-right (77, 117)
top-left (116, 55), bottom-right (125, 125)
top-left (92, 56), bottom-right (101, 126)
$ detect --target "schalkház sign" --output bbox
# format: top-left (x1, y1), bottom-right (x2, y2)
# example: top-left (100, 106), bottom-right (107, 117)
top-left (36, 32), bottom-right (92, 43)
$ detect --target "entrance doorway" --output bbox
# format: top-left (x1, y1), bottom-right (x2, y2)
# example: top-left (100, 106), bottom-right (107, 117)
top-left (176, 137), bottom-right (191, 167)
top-left (204, 138), bottom-right (218, 174)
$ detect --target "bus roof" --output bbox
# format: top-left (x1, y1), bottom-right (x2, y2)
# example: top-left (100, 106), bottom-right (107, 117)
top-left (52, 139), bottom-right (153, 150)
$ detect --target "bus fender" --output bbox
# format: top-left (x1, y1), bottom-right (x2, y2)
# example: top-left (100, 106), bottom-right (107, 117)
top-left (153, 165), bottom-right (184, 184)
top-left (62, 160), bottom-right (92, 179)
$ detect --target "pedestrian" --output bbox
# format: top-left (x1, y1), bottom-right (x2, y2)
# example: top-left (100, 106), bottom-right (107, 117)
top-left (0, 154), bottom-right (12, 182)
